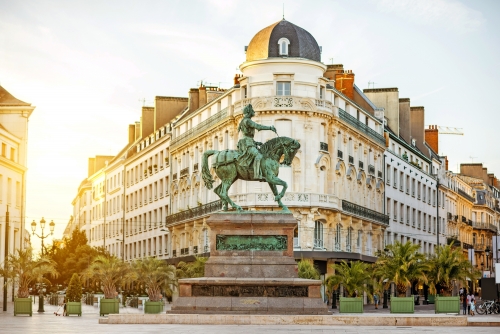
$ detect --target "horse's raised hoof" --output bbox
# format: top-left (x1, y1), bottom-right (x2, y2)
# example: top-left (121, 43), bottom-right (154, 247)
top-left (235, 206), bottom-right (243, 212)
top-left (275, 195), bottom-right (283, 201)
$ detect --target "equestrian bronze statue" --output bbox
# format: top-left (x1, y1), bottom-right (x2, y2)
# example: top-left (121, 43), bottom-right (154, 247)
top-left (201, 104), bottom-right (300, 211)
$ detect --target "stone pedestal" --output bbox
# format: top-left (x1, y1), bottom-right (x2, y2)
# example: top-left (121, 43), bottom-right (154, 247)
top-left (170, 212), bottom-right (328, 314)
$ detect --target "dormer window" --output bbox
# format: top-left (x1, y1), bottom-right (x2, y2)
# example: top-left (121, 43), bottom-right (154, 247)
top-left (278, 37), bottom-right (290, 56)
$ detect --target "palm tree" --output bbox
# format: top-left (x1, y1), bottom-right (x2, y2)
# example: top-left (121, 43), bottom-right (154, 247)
top-left (427, 243), bottom-right (479, 296)
top-left (297, 258), bottom-right (320, 280)
top-left (175, 257), bottom-right (208, 279)
top-left (132, 257), bottom-right (176, 302)
top-left (0, 248), bottom-right (58, 298)
top-left (374, 241), bottom-right (429, 296)
top-left (326, 260), bottom-right (373, 297)
top-left (81, 255), bottom-right (135, 299)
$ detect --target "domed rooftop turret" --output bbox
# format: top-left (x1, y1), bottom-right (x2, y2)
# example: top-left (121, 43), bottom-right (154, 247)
top-left (245, 19), bottom-right (321, 63)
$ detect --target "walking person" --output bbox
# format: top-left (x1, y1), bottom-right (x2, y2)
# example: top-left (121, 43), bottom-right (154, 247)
top-left (373, 292), bottom-right (380, 309)
top-left (467, 292), bottom-right (473, 315)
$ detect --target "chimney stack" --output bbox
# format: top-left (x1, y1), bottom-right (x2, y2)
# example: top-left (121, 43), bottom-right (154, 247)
top-left (188, 88), bottom-right (199, 111)
top-left (425, 125), bottom-right (439, 154)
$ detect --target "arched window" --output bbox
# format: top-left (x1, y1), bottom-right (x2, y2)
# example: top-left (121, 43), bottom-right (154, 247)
top-left (278, 37), bottom-right (290, 56)
top-left (314, 220), bottom-right (324, 248)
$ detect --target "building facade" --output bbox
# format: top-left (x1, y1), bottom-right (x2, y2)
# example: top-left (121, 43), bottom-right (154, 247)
top-left (0, 86), bottom-right (34, 303)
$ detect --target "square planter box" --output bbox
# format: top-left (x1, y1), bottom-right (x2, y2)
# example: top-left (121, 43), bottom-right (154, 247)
top-left (435, 296), bottom-right (460, 314)
top-left (14, 297), bottom-right (32, 316)
top-left (339, 297), bottom-right (363, 313)
top-left (390, 296), bottom-right (415, 313)
top-left (66, 301), bottom-right (82, 316)
top-left (144, 301), bottom-right (163, 314)
top-left (100, 298), bottom-right (119, 316)
top-left (427, 294), bottom-right (436, 304)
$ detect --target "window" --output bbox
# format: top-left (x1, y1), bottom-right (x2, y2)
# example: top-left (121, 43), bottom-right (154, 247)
top-left (278, 37), bottom-right (290, 56)
top-left (334, 224), bottom-right (341, 251)
top-left (314, 220), bottom-right (324, 248)
top-left (319, 86), bottom-right (325, 99)
top-left (243, 86), bottom-right (247, 99)
top-left (276, 81), bottom-right (291, 96)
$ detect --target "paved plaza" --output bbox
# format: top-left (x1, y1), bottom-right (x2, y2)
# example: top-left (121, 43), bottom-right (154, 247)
top-left (1, 299), bottom-right (499, 334)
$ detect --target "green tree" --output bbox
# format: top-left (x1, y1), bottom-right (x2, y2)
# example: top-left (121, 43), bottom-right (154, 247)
top-left (427, 243), bottom-right (480, 295)
top-left (297, 258), bottom-right (320, 280)
top-left (133, 257), bottom-right (176, 301)
top-left (0, 248), bottom-right (58, 298)
top-left (81, 255), bottom-right (135, 299)
top-left (326, 260), bottom-right (373, 297)
top-left (66, 273), bottom-right (83, 302)
top-left (374, 241), bottom-right (430, 296)
top-left (176, 257), bottom-right (208, 279)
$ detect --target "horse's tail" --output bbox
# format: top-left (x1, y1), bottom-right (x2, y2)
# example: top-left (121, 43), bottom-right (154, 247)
top-left (202, 150), bottom-right (217, 189)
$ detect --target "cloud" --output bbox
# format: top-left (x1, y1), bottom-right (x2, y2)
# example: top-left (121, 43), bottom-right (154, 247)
top-left (374, 0), bottom-right (485, 33)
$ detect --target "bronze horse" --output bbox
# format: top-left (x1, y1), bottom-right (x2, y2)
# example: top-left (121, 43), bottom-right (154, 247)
top-left (201, 136), bottom-right (300, 211)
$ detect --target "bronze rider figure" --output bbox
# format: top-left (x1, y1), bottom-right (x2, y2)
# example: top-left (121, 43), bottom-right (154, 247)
top-left (237, 104), bottom-right (276, 180)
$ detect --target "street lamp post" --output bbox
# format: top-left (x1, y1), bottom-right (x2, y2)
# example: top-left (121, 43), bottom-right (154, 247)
top-left (485, 246), bottom-right (491, 271)
top-left (30, 218), bottom-right (55, 312)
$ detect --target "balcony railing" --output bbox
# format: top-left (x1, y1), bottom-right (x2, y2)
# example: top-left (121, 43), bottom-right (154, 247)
top-left (348, 155), bottom-right (354, 164)
top-left (472, 221), bottom-right (498, 233)
top-left (447, 237), bottom-right (461, 247)
top-left (320, 142), bottom-right (328, 152)
top-left (338, 108), bottom-right (385, 145)
top-left (462, 242), bottom-right (473, 250)
top-left (171, 107), bottom-right (228, 147)
top-left (314, 238), bottom-right (324, 249)
top-left (342, 200), bottom-right (389, 226)
top-left (180, 167), bottom-right (189, 178)
top-left (457, 188), bottom-right (475, 202)
top-left (337, 150), bottom-right (343, 159)
top-left (474, 243), bottom-right (485, 252)
top-left (165, 200), bottom-right (223, 226)
top-left (368, 165), bottom-right (375, 175)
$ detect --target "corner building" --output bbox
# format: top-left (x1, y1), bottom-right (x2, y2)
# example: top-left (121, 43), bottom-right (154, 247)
top-left (167, 20), bottom-right (388, 273)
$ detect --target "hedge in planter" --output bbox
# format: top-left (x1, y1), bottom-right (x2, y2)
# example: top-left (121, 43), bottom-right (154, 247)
top-left (435, 295), bottom-right (460, 314)
top-left (14, 298), bottom-right (33, 316)
top-left (390, 296), bottom-right (415, 313)
top-left (339, 297), bottom-right (363, 313)
top-left (66, 273), bottom-right (82, 316)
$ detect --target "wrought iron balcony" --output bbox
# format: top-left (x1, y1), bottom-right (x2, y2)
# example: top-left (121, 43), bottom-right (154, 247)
top-left (337, 150), bottom-right (343, 159)
top-left (461, 216), bottom-right (467, 223)
top-left (338, 108), bottom-right (385, 145)
top-left (342, 200), bottom-right (389, 226)
top-left (462, 242), bottom-right (473, 250)
top-left (447, 237), bottom-right (461, 247)
top-left (473, 243), bottom-right (485, 252)
top-left (472, 221), bottom-right (498, 233)
top-left (348, 155), bottom-right (354, 164)
top-left (180, 167), bottom-right (189, 178)
top-left (358, 161), bottom-right (364, 169)
top-left (170, 107), bottom-right (228, 148)
top-left (368, 165), bottom-right (375, 175)
top-left (193, 163), bottom-right (199, 173)
top-left (320, 142), bottom-right (328, 152)
top-left (165, 200), bottom-right (223, 226)
top-left (457, 188), bottom-right (475, 202)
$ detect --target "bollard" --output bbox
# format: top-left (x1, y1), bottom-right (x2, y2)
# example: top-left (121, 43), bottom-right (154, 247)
top-left (383, 290), bottom-right (388, 309)
top-left (38, 294), bottom-right (45, 312)
top-left (331, 291), bottom-right (337, 309)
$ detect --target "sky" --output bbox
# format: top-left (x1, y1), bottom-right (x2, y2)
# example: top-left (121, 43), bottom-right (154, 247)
top-left (1, 0), bottom-right (499, 242)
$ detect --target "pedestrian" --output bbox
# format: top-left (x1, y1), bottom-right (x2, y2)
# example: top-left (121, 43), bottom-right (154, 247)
top-left (467, 292), bottom-right (473, 315)
top-left (373, 292), bottom-right (379, 309)
top-left (461, 293), bottom-right (467, 315)
top-left (470, 298), bottom-right (475, 316)
top-left (62, 297), bottom-right (67, 316)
